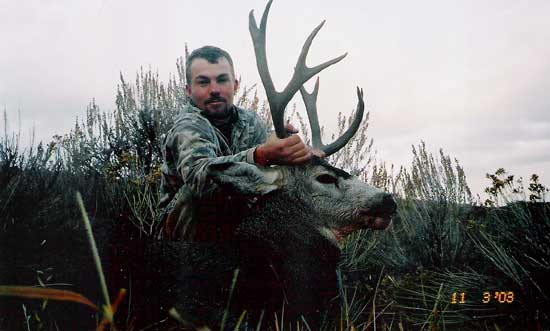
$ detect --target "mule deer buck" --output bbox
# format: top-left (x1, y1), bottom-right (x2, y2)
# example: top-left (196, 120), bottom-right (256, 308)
top-left (0, 1), bottom-right (395, 329)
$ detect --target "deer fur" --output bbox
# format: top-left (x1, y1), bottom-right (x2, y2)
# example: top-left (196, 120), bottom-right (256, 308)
top-left (1, 0), bottom-right (397, 328)
top-left (1, 157), bottom-right (395, 330)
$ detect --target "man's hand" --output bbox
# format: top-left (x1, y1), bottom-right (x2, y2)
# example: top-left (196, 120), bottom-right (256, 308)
top-left (254, 123), bottom-right (325, 166)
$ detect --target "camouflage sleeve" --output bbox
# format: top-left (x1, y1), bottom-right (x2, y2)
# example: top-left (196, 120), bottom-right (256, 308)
top-left (248, 111), bottom-right (270, 150)
top-left (164, 113), bottom-right (266, 199)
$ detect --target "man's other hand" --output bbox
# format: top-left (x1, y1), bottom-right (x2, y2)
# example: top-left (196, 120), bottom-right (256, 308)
top-left (255, 123), bottom-right (323, 166)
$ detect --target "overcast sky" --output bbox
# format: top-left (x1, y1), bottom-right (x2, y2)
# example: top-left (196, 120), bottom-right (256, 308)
top-left (1, 0), bottom-right (549, 199)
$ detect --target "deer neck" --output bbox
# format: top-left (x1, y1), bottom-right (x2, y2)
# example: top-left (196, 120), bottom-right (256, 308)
top-left (238, 190), bottom-right (341, 262)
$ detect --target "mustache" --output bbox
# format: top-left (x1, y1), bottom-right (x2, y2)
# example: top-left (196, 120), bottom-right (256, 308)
top-left (205, 96), bottom-right (227, 104)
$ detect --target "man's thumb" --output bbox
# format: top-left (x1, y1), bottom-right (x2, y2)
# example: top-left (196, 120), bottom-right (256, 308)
top-left (285, 123), bottom-right (298, 134)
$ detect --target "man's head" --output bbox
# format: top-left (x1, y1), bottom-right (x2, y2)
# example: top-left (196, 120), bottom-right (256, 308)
top-left (185, 46), bottom-right (239, 118)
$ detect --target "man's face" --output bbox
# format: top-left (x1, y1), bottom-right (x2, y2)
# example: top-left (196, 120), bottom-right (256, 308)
top-left (186, 57), bottom-right (239, 117)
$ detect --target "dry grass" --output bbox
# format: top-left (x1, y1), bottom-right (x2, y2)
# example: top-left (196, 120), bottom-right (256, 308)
top-left (1, 61), bottom-right (549, 330)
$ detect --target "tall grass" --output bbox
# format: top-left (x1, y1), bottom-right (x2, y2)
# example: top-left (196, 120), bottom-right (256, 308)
top-left (468, 170), bottom-right (550, 326)
top-left (1, 57), bottom-right (549, 330)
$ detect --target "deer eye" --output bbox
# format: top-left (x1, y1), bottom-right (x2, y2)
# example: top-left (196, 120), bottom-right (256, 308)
top-left (316, 174), bottom-right (338, 184)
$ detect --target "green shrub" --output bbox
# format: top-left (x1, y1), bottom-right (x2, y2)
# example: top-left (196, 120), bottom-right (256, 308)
top-left (2, 57), bottom-right (549, 330)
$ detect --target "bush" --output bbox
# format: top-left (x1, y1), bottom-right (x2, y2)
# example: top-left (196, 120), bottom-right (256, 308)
top-left (2, 58), bottom-right (549, 330)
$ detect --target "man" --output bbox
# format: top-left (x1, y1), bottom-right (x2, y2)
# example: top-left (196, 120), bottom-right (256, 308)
top-left (160, 45), bottom-right (316, 240)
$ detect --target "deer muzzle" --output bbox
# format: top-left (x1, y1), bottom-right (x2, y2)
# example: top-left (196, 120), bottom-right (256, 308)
top-left (358, 193), bottom-right (397, 230)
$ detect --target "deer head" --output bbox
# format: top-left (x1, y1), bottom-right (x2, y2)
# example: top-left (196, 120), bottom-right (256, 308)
top-left (204, 0), bottom-right (395, 248)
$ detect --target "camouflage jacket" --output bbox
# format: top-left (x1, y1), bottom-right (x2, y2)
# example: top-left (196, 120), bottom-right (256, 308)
top-left (160, 103), bottom-right (269, 210)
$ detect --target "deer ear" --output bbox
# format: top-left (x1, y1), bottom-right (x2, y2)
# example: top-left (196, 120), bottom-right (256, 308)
top-left (207, 162), bottom-right (283, 196)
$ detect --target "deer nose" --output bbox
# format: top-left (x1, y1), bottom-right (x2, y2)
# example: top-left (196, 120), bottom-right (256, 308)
top-left (382, 194), bottom-right (397, 214)
top-left (368, 193), bottom-right (397, 216)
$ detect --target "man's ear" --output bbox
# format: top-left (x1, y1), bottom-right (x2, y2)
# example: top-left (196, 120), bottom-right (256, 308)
top-left (185, 84), bottom-right (192, 97)
top-left (233, 78), bottom-right (240, 95)
top-left (207, 162), bottom-right (283, 196)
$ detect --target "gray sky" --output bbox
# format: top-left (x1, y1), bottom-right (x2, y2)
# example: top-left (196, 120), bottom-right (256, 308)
top-left (1, 0), bottom-right (549, 199)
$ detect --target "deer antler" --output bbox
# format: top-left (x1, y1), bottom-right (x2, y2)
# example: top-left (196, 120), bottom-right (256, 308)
top-left (249, 0), bottom-right (347, 139)
top-left (300, 79), bottom-right (365, 156)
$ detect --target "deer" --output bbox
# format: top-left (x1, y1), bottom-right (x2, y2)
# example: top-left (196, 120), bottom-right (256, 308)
top-left (179, 0), bottom-right (396, 327)
top-left (0, 1), bottom-right (396, 330)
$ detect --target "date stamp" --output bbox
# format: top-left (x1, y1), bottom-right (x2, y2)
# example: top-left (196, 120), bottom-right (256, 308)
top-left (450, 291), bottom-right (515, 304)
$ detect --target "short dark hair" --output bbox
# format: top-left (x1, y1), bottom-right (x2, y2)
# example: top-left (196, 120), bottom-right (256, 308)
top-left (185, 46), bottom-right (235, 84)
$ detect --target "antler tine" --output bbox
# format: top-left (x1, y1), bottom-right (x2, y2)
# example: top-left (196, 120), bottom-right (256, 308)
top-left (287, 19), bottom-right (348, 106)
top-left (299, 77), bottom-right (323, 149)
top-left (301, 85), bottom-right (365, 157)
top-left (249, 0), bottom-right (347, 138)
top-left (249, 0), bottom-right (284, 137)
top-left (249, 0), bottom-right (276, 104)
top-left (323, 87), bottom-right (365, 156)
